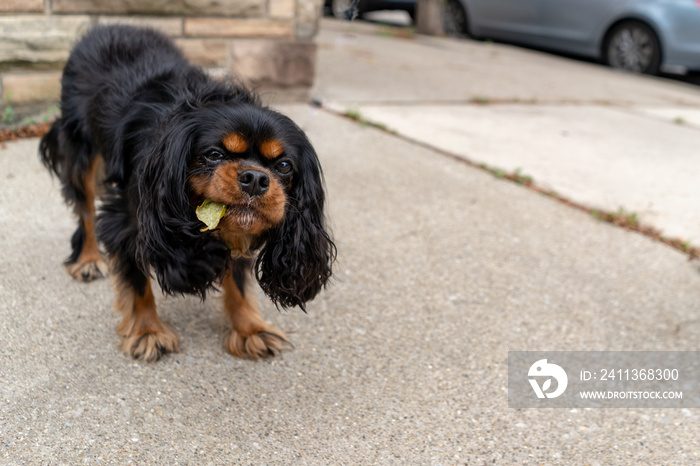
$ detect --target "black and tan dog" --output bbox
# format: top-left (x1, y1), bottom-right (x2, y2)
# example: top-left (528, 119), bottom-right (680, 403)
top-left (40, 25), bottom-right (335, 362)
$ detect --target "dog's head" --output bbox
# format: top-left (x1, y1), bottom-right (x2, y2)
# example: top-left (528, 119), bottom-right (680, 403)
top-left (137, 100), bottom-right (335, 309)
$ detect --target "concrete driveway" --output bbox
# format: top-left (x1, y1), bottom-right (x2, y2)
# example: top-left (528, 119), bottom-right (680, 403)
top-left (1, 18), bottom-right (700, 464)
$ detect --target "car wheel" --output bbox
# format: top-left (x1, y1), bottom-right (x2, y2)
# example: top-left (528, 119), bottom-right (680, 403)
top-left (604, 21), bottom-right (661, 75)
top-left (443, 0), bottom-right (469, 38)
top-left (332, 0), bottom-right (360, 19)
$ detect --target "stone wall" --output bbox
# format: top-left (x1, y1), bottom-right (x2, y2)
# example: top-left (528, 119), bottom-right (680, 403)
top-left (0, 0), bottom-right (323, 107)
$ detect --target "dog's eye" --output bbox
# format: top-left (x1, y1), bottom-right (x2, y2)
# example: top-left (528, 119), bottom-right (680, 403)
top-left (276, 161), bottom-right (292, 175)
top-left (206, 150), bottom-right (224, 162)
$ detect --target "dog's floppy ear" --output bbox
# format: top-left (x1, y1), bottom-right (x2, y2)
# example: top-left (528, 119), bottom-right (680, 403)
top-left (255, 134), bottom-right (336, 310)
top-left (136, 110), bottom-right (229, 297)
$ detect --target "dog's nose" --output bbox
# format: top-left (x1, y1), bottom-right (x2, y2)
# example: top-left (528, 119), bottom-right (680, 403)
top-left (238, 169), bottom-right (269, 197)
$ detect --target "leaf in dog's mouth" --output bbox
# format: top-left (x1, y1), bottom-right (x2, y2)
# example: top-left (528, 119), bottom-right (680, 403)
top-left (196, 199), bottom-right (227, 231)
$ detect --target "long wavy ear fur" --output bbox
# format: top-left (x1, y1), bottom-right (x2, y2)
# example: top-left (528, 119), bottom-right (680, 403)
top-left (136, 110), bottom-right (229, 297)
top-left (255, 134), bottom-right (336, 310)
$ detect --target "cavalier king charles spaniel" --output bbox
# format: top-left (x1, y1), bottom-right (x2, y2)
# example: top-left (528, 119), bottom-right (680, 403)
top-left (39, 25), bottom-right (335, 362)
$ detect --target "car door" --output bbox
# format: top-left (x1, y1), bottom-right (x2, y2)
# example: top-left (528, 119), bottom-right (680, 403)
top-left (467, 0), bottom-right (546, 41)
top-left (539, 0), bottom-right (625, 55)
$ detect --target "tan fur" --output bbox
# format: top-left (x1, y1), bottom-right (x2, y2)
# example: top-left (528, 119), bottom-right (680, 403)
top-left (260, 139), bottom-right (284, 159)
top-left (114, 276), bottom-right (180, 362)
top-left (67, 156), bottom-right (108, 281)
top-left (221, 269), bottom-right (289, 359)
top-left (189, 160), bottom-right (287, 239)
top-left (218, 232), bottom-right (254, 258)
top-left (222, 132), bottom-right (248, 153)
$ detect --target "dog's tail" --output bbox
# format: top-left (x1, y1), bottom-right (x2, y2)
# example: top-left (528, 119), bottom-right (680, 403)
top-left (39, 119), bottom-right (64, 178)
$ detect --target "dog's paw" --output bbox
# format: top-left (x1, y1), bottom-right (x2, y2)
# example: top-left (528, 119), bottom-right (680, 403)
top-left (66, 258), bottom-right (108, 282)
top-left (225, 325), bottom-right (290, 359)
top-left (119, 325), bottom-right (180, 362)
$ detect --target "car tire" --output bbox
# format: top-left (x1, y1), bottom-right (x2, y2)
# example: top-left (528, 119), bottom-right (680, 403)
top-left (443, 0), bottom-right (470, 38)
top-left (604, 21), bottom-right (661, 75)
top-left (332, 0), bottom-right (360, 19)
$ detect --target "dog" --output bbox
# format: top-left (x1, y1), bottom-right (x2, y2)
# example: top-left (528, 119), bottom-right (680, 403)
top-left (39, 25), bottom-right (335, 362)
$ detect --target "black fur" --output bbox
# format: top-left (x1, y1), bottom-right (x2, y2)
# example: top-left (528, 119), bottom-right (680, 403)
top-left (39, 24), bottom-right (335, 307)
top-left (255, 118), bottom-right (335, 309)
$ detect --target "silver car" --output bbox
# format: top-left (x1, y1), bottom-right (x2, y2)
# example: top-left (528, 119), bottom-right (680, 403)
top-left (444, 0), bottom-right (700, 74)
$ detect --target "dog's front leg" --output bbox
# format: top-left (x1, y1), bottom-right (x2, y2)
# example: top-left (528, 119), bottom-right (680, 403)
top-left (114, 276), bottom-right (180, 362)
top-left (222, 264), bottom-right (289, 359)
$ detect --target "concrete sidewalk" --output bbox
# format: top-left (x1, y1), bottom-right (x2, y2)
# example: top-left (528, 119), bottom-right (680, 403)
top-left (314, 19), bottom-right (700, 247)
top-left (1, 19), bottom-right (700, 465)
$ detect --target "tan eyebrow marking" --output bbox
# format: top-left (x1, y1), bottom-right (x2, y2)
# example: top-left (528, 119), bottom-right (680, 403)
top-left (223, 133), bottom-right (248, 153)
top-left (260, 139), bottom-right (284, 159)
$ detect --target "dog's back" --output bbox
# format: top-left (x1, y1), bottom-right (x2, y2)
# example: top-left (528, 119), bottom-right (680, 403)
top-left (65, 24), bottom-right (184, 80)
top-left (39, 25), bottom-right (200, 277)
top-left (40, 25), bottom-right (190, 185)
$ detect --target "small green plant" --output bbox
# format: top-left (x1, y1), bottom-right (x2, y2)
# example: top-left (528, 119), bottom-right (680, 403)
top-left (471, 96), bottom-right (490, 105)
top-left (377, 26), bottom-right (415, 39)
top-left (345, 108), bottom-right (362, 121)
top-left (19, 116), bottom-right (37, 126)
top-left (1, 91), bottom-right (15, 125)
top-left (376, 26), bottom-right (395, 38)
top-left (590, 208), bottom-right (639, 228)
top-left (616, 207), bottom-right (638, 227)
top-left (344, 107), bottom-right (374, 127)
top-left (2, 105), bottom-right (14, 125)
top-left (342, 107), bottom-right (398, 134)
top-left (513, 168), bottom-right (533, 185)
top-left (674, 117), bottom-right (685, 125)
top-left (42, 103), bottom-right (61, 123)
top-left (480, 164), bottom-right (510, 180)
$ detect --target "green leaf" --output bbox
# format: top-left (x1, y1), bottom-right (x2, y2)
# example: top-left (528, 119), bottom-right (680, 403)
top-left (196, 199), bottom-right (227, 231)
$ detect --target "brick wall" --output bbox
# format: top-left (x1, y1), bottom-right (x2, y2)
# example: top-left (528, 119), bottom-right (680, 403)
top-left (0, 0), bottom-right (322, 107)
